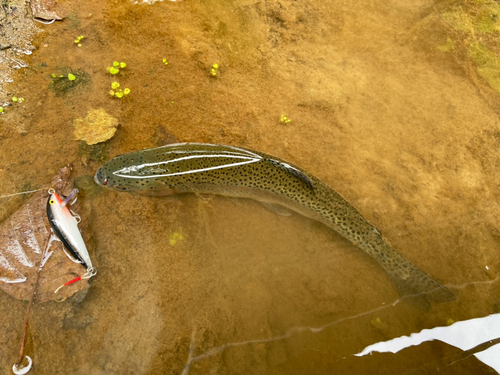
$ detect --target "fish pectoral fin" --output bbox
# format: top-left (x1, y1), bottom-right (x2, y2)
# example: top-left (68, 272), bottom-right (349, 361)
top-left (261, 202), bottom-right (293, 217)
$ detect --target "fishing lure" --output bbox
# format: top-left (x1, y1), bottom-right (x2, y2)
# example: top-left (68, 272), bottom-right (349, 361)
top-left (46, 188), bottom-right (96, 285)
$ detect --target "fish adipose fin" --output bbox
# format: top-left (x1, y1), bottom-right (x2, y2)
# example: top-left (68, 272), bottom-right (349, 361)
top-left (265, 159), bottom-right (314, 191)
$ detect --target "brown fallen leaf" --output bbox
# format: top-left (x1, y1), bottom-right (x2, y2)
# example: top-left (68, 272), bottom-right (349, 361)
top-left (0, 166), bottom-right (95, 303)
top-left (30, 0), bottom-right (63, 21)
top-left (73, 108), bottom-right (119, 145)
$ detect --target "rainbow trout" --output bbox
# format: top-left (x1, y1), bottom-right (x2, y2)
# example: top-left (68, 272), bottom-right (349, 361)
top-left (95, 143), bottom-right (455, 304)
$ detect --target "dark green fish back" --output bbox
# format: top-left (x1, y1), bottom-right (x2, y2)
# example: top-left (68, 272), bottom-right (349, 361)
top-left (95, 143), bottom-right (455, 305)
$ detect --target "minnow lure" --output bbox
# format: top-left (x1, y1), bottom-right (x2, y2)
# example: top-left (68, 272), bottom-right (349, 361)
top-left (46, 189), bottom-right (96, 278)
top-left (95, 143), bottom-right (456, 305)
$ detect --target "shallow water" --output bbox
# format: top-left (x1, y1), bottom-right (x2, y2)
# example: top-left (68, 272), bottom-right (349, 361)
top-left (1, 0), bottom-right (500, 373)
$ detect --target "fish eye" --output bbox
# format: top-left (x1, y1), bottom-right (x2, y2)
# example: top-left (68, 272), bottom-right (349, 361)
top-left (49, 200), bottom-right (55, 205)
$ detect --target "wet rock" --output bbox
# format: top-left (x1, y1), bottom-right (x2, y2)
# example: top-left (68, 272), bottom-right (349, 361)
top-left (73, 108), bottom-right (119, 145)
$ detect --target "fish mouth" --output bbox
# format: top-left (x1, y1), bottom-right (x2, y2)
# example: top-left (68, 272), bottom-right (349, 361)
top-left (94, 168), bottom-right (107, 186)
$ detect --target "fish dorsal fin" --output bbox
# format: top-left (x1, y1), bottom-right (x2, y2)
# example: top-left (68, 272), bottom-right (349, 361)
top-left (265, 159), bottom-right (314, 191)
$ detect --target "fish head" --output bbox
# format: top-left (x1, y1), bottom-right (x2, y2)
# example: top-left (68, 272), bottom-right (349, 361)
top-left (94, 143), bottom-right (264, 195)
top-left (93, 149), bottom-right (179, 194)
top-left (94, 165), bottom-right (133, 192)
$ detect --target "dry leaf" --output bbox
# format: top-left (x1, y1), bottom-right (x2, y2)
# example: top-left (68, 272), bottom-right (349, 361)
top-left (30, 0), bottom-right (63, 21)
top-left (0, 166), bottom-right (95, 302)
top-left (73, 108), bottom-right (119, 145)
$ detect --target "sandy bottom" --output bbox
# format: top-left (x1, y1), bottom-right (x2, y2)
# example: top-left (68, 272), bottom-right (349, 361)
top-left (0, 0), bottom-right (499, 373)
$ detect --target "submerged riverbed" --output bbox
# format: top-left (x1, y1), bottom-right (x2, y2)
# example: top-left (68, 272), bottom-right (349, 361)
top-left (1, 0), bottom-right (500, 373)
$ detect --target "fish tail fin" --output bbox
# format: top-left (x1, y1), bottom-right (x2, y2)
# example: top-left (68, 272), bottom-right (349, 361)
top-left (385, 256), bottom-right (456, 307)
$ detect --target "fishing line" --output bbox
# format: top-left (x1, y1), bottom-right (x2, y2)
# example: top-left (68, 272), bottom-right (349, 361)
top-left (0, 188), bottom-right (46, 199)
